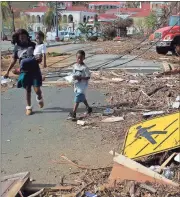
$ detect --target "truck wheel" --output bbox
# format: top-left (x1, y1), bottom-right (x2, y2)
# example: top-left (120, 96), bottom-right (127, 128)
top-left (156, 47), bottom-right (168, 55)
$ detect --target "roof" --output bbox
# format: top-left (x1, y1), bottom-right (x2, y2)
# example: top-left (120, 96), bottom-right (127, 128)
top-left (98, 13), bottom-right (117, 19)
top-left (89, 1), bottom-right (124, 6)
top-left (66, 6), bottom-right (97, 13)
top-left (24, 6), bottom-right (48, 13)
top-left (131, 10), bottom-right (151, 17)
top-left (89, 13), bottom-right (117, 21)
top-left (106, 8), bottom-right (145, 14)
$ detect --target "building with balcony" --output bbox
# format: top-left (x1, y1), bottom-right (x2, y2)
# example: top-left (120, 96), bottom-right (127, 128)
top-left (21, 2), bottom-right (97, 32)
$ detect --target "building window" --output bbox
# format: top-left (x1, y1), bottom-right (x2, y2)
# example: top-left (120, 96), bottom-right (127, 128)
top-left (68, 15), bottom-right (73, 23)
top-left (83, 16), bottom-right (86, 23)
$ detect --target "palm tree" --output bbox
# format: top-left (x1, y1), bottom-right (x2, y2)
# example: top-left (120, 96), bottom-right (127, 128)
top-left (78, 22), bottom-right (93, 38)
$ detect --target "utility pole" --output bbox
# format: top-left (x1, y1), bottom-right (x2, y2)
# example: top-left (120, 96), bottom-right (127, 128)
top-left (55, 1), bottom-right (59, 41)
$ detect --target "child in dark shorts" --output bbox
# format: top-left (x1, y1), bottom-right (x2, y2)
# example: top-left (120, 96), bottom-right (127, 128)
top-left (4, 29), bottom-right (44, 115)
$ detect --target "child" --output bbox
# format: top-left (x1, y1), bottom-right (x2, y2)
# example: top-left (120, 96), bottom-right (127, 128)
top-left (34, 31), bottom-right (47, 68)
top-left (12, 31), bottom-right (47, 74)
top-left (68, 50), bottom-right (92, 119)
top-left (4, 29), bottom-right (44, 115)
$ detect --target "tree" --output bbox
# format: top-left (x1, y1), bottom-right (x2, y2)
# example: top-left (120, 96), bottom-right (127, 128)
top-left (134, 18), bottom-right (146, 35)
top-left (1, 1), bottom-right (10, 20)
top-left (1, 1), bottom-right (15, 32)
top-left (78, 22), bottom-right (93, 38)
top-left (114, 18), bottom-right (133, 37)
top-left (145, 12), bottom-right (158, 31)
top-left (125, 2), bottom-right (141, 8)
top-left (100, 22), bottom-right (116, 40)
top-left (44, 9), bottom-right (54, 31)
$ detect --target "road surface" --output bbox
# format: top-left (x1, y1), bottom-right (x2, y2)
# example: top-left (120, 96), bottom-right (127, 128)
top-left (1, 43), bottom-right (163, 183)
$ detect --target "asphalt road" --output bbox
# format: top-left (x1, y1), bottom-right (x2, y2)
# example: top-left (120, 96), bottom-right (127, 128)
top-left (1, 87), bottom-right (117, 183)
top-left (47, 43), bottom-right (163, 74)
top-left (1, 43), bottom-right (163, 183)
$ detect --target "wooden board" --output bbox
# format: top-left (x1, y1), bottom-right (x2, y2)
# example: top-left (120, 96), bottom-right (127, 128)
top-left (108, 154), bottom-right (179, 187)
top-left (122, 112), bottom-right (180, 159)
top-left (1, 172), bottom-right (30, 197)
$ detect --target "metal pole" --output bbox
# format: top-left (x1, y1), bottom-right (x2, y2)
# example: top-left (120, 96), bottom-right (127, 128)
top-left (55, 1), bottom-right (59, 41)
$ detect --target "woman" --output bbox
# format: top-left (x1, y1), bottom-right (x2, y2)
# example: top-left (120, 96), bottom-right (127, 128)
top-left (4, 29), bottom-right (44, 115)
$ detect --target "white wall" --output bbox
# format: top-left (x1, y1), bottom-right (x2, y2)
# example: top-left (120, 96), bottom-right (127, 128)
top-left (61, 11), bottom-right (96, 24)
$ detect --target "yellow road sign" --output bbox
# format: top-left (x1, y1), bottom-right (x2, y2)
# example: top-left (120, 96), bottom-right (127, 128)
top-left (122, 112), bottom-right (180, 159)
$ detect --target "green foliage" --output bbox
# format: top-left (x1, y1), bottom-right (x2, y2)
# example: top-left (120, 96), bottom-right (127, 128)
top-left (78, 22), bottom-right (93, 37)
top-left (1, 1), bottom-right (11, 20)
top-left (100, 23), bottom-right (116, 40)
top-left (145, 12), bottom-right (157, 31)
top-left (1, 1), bottom-right (15, 32)
top-left (114, 18), bottom-right (133, 28)
top-left (44, 9), bottom-right (54, 31)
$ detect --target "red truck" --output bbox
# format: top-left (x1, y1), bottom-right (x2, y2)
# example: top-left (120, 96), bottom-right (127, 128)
top-left (149, 14), bottom-right (180, 55)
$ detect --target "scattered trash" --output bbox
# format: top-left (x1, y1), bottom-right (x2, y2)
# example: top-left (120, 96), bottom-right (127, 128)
top-left (163, 168), bottom-right (174, 180)
top-left (143, 111), bottom-right (164, 117)
top-left (129, 80), bottom-right (139, 84)
top-left (103, 108), bottom-right (114, 116)
top-left (77, 120), bottom-right (86, 126)
top-left (85, 191), bottom-right (98, 197)
top-left (174, 153), bottom-right (180, 163)
top-left (172, 102), bottom-right (180, 109)
top-left (1, 76), bottom-right (13, 85)
top-left (63, 74), bottom-right (74, 84)
top-left (149, 165), bottom-right (161, 173)
top-left (176, 96), bottom-right (180, 101)
top-left (111, 78), bottom-right (124, 82)
top-left (102, 116), bottom-right (124, 123)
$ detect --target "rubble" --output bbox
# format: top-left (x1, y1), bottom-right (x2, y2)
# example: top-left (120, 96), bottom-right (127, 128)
top-left (101, 116), bottom-right (124, 123)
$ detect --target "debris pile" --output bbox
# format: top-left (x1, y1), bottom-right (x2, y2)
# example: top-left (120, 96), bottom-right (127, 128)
top-left (94, 40), bottom-right (180, 62)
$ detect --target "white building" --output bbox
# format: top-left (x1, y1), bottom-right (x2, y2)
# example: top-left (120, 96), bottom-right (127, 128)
top-left (88, 1), bottom-right (124, 10)
top-left (22, 3), bottom-right (97, 32)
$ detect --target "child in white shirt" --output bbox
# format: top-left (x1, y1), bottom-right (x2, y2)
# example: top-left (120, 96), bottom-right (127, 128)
top-left (34, 31), bottom-right (47, 68)
top-left (68, 50), bottom-right (92, 120)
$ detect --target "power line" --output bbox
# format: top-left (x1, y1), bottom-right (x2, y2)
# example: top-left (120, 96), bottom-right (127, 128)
top-left (90, 2), bottom-right (178, 71)
top-left (103, 21), bottom-right (179, 70)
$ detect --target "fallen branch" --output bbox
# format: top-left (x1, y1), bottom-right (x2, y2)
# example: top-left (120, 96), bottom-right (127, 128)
top-left (60, 155), bottom-right (91, 169)
top-left (147, 86), bottom-right (166, 96)
top-left (139, 183), bottom-right (157, 193)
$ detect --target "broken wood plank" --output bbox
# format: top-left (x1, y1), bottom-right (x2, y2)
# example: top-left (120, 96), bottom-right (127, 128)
top-left (157, 152), bottom-right (177, 173)
top-left (139, 183), bottom-right (157, 193)
top-left (60, 155), bottom-right (91, 169)
top-left (113, 154), bottom-right (179, 187)
top-left (1, 172), bottom-right (30, 197)
top-left (51, 185), bottom-right (73, 191)
top-left (101, 116), bottom-right (124, 123)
